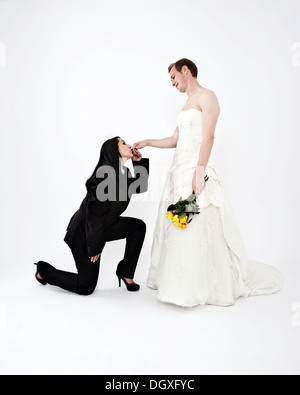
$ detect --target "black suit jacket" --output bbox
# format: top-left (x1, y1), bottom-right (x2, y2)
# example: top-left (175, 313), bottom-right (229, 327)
top-left (64, 158), bottom-right (149, 257)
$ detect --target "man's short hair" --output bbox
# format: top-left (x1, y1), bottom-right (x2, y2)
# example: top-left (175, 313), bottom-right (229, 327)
top-left (168, 58), bottom-right (198, 78)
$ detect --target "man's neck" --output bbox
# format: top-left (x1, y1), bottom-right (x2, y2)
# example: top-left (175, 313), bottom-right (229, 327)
top-left (185, 79), bottom-right (202, 98)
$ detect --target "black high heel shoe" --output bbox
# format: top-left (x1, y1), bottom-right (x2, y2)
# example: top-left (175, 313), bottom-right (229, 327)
top-left (34, 262), bottom-right (47, 285)
top-left (117, 273), bottom-right (140, 292)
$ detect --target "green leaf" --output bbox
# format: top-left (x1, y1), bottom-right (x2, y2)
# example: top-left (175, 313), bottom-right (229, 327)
top-left (167, 194), bottom-right (200, 216)
top-left (178, 212), bottom-right (186, 219)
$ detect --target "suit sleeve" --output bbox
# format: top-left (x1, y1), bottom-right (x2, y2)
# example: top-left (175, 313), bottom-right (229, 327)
top-left (85, 185), bottom-right (111, 257)
top-left (129, 158), bottom-right (150, 194)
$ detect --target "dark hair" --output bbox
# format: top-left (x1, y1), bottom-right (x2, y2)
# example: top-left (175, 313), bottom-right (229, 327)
top-left (168, 58), bottom-right (198, 78)
top-left (85, 136), bottom-right (121, 191)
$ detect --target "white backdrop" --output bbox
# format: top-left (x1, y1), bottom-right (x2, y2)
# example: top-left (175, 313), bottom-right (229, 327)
top-left (0, 0), bottom-right (300, 375)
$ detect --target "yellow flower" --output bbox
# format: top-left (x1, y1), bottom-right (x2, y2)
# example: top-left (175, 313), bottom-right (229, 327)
top-left (180, 216), bottom-right (188, 224)
top-left (172, 215), bottom-right (179, 222)
top-left (180, 224), bottom-right (187, 230)
top-left (166, 211), bottom-right (174, 219)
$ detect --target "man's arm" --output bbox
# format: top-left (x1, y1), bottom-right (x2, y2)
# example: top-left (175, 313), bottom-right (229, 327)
top-left (192, 91), bottom-right (220, 197)
top-left (133, 127), bottom-right (179, 151)
top-left (197, 91), bottom-right (220, 169)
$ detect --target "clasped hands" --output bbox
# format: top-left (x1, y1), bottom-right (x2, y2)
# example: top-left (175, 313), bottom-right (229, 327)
top-left (132, 145), bottom-right (142, 162)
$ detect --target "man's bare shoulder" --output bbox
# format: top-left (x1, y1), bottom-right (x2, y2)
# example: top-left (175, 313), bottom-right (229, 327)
top-left (197, 88), bottom-right (218, 102)
top-left (197, 88), bottom-right (220, 113)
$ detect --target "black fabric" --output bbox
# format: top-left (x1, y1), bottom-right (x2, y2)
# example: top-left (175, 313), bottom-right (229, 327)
top-left (40, 217), bottom-right (146, 295)
top-left (39, 137), bottom-right (150, 294)
top-left (64, 155), bottom-right (149, 257)
top-left (85, 136), bottom-right (121, 192)
top-left (65, 135), bottom-right (149, 258)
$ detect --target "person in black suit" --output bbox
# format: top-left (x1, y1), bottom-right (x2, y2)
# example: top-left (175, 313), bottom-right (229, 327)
top-left (34, 136), bottom-right (149, 294)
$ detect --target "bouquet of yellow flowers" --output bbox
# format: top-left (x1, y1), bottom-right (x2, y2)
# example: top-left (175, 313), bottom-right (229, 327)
top-left (166, 176), bottom-right (209, 230)
top-left (166, 193), bottom-right (200, 230)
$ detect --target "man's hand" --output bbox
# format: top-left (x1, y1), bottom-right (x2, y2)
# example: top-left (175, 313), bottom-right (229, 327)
top-left (90, 253), bottom-right (101, 263)
top-left (133, 140), bottom-right (148, 155)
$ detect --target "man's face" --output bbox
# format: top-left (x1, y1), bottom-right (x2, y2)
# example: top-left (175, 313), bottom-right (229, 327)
top-left (169, 66), bottom-right (186, 93)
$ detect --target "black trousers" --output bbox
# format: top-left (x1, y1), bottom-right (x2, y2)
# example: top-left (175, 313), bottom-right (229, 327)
top-left (39, 217), bottom-right (146, 295)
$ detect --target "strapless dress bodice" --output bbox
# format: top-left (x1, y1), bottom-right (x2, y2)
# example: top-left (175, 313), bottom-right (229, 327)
top-left (175, 109), bottom-right (203, 163)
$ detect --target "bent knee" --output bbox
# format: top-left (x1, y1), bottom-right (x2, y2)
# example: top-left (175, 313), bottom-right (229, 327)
top-left (137, 219), bottom-right (146, 233)
top-left (78, 284), bottom-right (96, 296)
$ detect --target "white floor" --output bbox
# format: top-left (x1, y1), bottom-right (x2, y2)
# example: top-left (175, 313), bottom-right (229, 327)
top-left (0, 250), bottom-right (299, 376)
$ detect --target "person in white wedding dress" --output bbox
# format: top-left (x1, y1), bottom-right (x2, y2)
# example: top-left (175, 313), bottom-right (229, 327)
top-left (133, 58), bottom-right (283, 307)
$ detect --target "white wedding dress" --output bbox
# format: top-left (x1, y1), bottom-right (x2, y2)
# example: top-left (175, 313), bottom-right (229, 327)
top-left (147, 108), bottom-right (283, 307)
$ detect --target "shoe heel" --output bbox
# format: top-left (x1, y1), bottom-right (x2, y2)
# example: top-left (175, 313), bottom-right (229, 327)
top-left (34, 262), bottom-right (47, 285)
top-left (116, 273), bottom-right (140, 292)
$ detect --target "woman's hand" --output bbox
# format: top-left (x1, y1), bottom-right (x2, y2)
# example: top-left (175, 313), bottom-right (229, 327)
top-left (133, 140), bottom-right (148, 155)
top-left (132, 148), bottom-right (142, 161)
top-left (192, 166), bottom-right (206, 198)
top-left (90, 253), bottom-right (101, 263)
